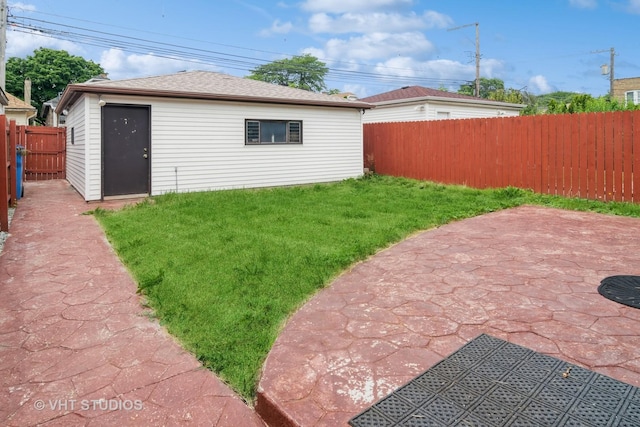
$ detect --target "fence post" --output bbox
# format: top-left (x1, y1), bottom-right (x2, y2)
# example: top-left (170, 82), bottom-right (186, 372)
top-left (0, 116), bottom-right (8, 231)
top-left (9, 120), bottom-right (17, 205)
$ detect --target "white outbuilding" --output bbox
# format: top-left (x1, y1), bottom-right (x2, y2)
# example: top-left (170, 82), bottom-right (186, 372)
top-left (57, 71), bottom-right (372, 201)
top-left (360, 86), bottom-right (524, 123)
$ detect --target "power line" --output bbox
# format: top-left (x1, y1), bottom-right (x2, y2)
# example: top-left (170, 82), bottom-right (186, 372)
top-left (10, 6), bottom-right (467, 80)
top-left (8, 4), bottom-right (288, 57)
top-left (8, 12), bottom-right (470, 90)
top-left (9, 17), bottom-right (269, 69)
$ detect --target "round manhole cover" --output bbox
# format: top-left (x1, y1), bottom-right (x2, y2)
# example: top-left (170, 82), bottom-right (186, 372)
top-left (598, 275), bottom-right (640, 309)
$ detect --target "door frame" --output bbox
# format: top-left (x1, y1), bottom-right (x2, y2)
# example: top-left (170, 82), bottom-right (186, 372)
top-left (101, 103), bottom-right (152, 199)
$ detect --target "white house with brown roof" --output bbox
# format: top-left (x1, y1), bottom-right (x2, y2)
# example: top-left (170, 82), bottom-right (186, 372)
top-left (359, 86), bottom-right (524, 123)
top-left (5, 93), bottom-right (37, 125)
top-left (56, 71), bottom-right (372, 201)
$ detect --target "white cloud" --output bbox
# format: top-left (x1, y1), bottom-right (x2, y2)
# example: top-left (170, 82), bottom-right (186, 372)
top-left (8, 2), bottom-right (37, 12)
top-left (304, 32), bottom-right (434, 62)
top-left (370, 56), bottom-right (506, 84)
top-left (422, 11), bottom-right (455, 29)
top-left (376, 57), bottom-right (452, 78)
top-left (568, 0), bottom-right (597, 8)
top-left (6, 28), bottom-right (82, 58)
top-left (99, 48), bottom-right (220, 80)
top-left (302, 20), bottom-right (510, 92)
top-left (625, 0), bottom-right (640, 13)
top-left (259, 19), bottom-right (293, 36)
top-left (373, 57), bottom-right (473, 81)
top-left (529, 75), bottom-right (554, 94)
top-left (7, 30), bottom-right (221, 81)
top-left (235, 1), bottom-right (273, 19)
top-left (341, 83), bottom-right (369, 98)
top-left (309, 10), bottom-right (452, 34)
top-left (302, 46), bottom-right (328, 61)
top-left (479, 59), bottom-right (507, 79)
top-left (300, 0), bottom-right (413, 13)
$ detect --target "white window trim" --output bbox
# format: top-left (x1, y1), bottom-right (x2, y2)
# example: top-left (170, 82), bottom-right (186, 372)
top-left (625, 90), bottom-right (640, 105)
top-left (435, 111), bottom-right (451, 120)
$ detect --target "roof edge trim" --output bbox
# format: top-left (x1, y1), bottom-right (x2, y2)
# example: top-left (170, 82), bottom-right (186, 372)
top-left (371, 95), bottom-right (525, 109)
top-left (56, 84), bottom-right (373, 113)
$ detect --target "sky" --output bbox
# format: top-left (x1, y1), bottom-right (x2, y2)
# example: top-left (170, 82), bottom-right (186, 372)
top-left (6, 0), bottom-right (640, 99)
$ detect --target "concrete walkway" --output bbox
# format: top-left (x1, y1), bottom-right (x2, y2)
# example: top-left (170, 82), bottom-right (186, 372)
top-left (256, 205), bottom-right (640, 426)
top-left (0, 181), bottom-right (265, 426)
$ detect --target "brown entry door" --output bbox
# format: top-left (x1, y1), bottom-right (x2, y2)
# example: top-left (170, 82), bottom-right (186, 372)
top-left (102, 105), bottom-right (150, 197)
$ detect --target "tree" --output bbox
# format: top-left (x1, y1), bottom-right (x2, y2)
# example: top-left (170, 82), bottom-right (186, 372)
top-left (458, 77), bottom-right (504, 99)
top-left (6, 48), bottom-right (104, 119)
top-left (458, 77), bottom-right (537, 113)
top-left (247, 54), bottom-right (329, 92)
top-left (487, 88), bottom-right (525, 104)
top-left (519, 91), bottom-right (579, 115)
top-left (536, 91), bottom-right (579, 108)
top-left (545, 93), bottom-right (640, 114)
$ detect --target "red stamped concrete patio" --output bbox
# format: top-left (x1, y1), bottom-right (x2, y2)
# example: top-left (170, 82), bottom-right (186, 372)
top-left (256, 205), bottom-right (640, 426)
top-left (2, 180), bottom-right (640, 426)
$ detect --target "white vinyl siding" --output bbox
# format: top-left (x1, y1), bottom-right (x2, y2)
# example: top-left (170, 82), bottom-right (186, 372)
top-left (362, 100), bottom-right (521, 123)
top-left (152, 99), bottom-right (362, 195)
top-left (363, 103), bottom-right (425, 123)
top-left (66, 94), bottom-right (105, 201)
top-left (65, 97), bottom-right (87, 198)
top-left (77, 94), bottom-right (363, 200)
top-left (86, 96), bottom-right (103, 201)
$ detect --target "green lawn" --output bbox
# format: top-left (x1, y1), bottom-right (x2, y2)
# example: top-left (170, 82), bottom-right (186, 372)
top-left (93, 175), bottom-right (640, 401)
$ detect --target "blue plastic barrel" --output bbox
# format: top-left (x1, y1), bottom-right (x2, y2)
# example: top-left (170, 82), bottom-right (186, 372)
top-left (16, 146), bottom-right (24, 200)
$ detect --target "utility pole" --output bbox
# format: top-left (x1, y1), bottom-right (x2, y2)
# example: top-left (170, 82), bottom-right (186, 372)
top-left (0, 0), bottom-right (6, 90)
top-left (448, 22), bottom-right (480, 97)
top-left (593, 47), bottom-right (615, 98)
top-left (609, 47), bottom-right (615, 98)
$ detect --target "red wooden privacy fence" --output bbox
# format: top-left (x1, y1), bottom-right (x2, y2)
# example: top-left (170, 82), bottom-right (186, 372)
top-left (364, 110), bottom-right (640, 203)
top-left (0, 120), bottom-right (66, 231)
top-left (14, 125), bottom-right (66, 181)
top-left (0, 117), bottom-right (19, 231)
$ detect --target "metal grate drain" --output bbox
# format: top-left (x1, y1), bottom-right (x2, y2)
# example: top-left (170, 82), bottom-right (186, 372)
top-left (349, 334), bottom-right (640, 427)
top-left (598, 275), bottom-right (640, 309)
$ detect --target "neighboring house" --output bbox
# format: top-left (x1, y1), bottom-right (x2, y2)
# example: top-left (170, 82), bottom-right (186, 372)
top-left (359, 86), bottom-right (525, 123)
top-left (56, 70), bottom-right (372, 201)
top-left (41, 94), bottom-right (66, 127)
top-left (5, 93), bottom-right (37, 125)
top-left (612, 77), bottom-right (640, 105)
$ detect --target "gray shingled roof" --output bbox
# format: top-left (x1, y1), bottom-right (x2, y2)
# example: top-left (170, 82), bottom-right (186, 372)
top-left (57, 70), bottom-right (373, 112)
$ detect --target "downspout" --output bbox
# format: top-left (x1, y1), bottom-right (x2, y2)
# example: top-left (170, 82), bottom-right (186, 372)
top-left (26, 110), bottom-right (38, 124)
